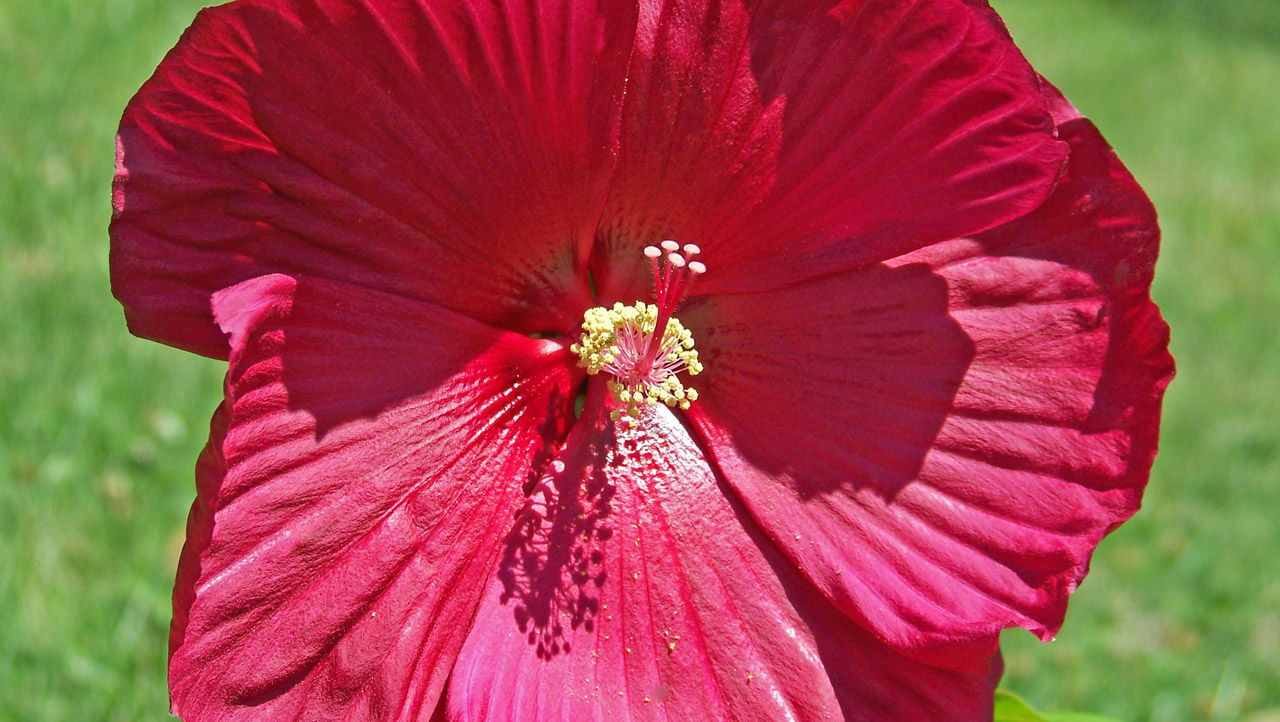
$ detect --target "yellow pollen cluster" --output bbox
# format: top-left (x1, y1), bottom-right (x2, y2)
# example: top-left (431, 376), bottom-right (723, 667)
top-left (569, 301), bottom-right (703, 420)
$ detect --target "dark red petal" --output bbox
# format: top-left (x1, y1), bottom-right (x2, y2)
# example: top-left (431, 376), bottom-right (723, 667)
top-left (112, 0), bottom-right (635, 357)
top-left (169, 274), bottom-right (575, 721)
top-left (592, 0), bottom-right (1065, 302)
top-left (684, 95), bottom-right (1172, 668)
top-left (448, 392), bottom-right (999, 721)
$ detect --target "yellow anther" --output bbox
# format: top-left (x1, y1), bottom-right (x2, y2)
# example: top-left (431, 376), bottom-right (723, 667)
top-left (571, 301), bottom-right (703, 419)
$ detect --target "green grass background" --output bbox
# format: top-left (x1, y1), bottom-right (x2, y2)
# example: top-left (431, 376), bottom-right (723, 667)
top-left (0, 0), bottom-right (1276, 719)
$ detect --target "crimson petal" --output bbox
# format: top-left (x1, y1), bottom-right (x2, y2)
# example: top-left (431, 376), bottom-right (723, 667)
top-left (112, 0), bottom-right (635, 357)
top-left (592, 0), bottom-right (1066, 302)
top-left (448, 394), bottom-right (999, 721)
top-left (169, 273), bottom-right (575, 720)
top-left (684, 94), bottom-right (1172, 669)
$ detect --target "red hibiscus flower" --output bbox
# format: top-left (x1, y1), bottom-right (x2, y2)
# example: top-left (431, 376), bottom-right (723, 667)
top-left (111, 0), bottom-right (1173, 720)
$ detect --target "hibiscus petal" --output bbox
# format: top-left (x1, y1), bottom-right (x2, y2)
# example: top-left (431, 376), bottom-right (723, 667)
top-left (591, 0), bottom-right (1066, 302)
top-left (683, 98), bottom-right (1172, 669)
top-left (448, 393), bottom-right (999, 721)
top-left (112, 0), bottom-right (636, 357)
top-left (169, 273), bottom-right (576, 721)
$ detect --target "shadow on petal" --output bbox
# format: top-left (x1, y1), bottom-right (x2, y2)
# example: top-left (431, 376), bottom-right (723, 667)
top-left (685, 262), bottom-right (974, 500)
top-left (167, 273), bottom-right (578, 720)
top-left (497, 399), bottom-right (618, 659)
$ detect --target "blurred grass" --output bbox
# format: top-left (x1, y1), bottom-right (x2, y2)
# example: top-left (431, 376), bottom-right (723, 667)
top-left (990, 2), bottom-right (1280, 721)
top-left (0, 0), bottom-right (1276, 720)
top-left (0, 2), bottom-right (224, 720)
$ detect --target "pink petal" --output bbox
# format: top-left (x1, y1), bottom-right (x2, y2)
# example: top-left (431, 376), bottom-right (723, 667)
top-left (112, 0), bottom-right (635, 357)
top-left (683, 92), bottom-right (1172, 669)
top-left (448, 391), bottom-right (999, 721)
top-left (169, 273), bottom-right (576, 721)
top-left (592, 0), bottom-right (1066, 302)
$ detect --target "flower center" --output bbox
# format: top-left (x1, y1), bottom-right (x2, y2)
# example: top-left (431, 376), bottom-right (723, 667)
top-left (571, 241), bottom-right (706, 420)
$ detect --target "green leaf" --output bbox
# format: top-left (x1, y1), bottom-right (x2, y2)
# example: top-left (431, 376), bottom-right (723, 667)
top-left (994, 691), bottom-right (1048, 722)
top-left (994, 690), bottom-right (1124, 722)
